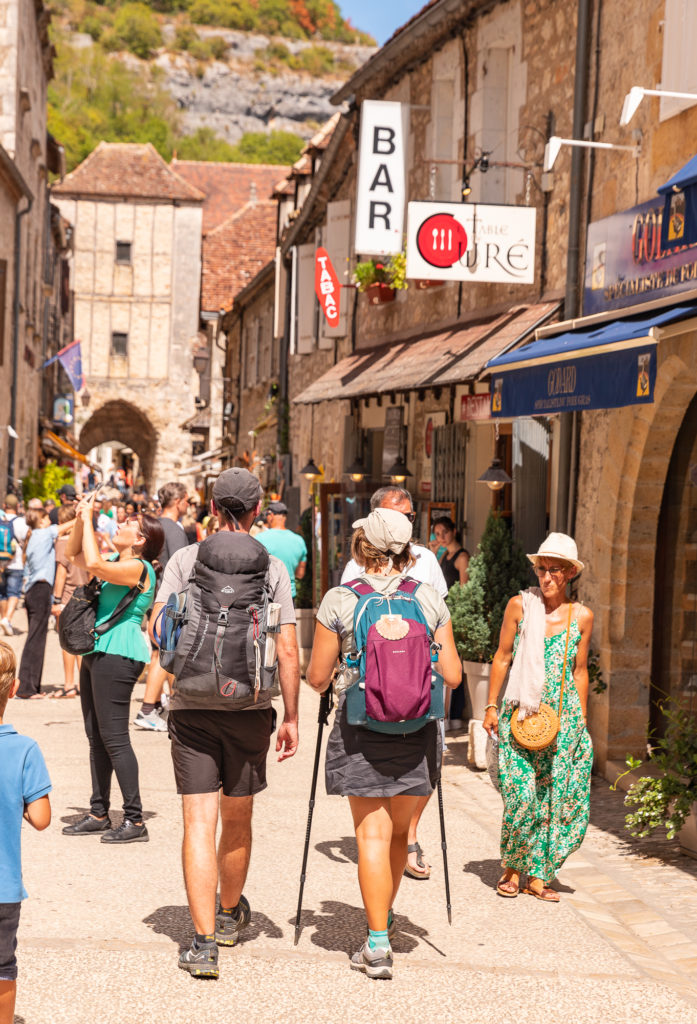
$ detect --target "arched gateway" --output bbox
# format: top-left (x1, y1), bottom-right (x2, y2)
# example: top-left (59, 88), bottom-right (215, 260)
top-left (79, 400), bottom-right (158, 491)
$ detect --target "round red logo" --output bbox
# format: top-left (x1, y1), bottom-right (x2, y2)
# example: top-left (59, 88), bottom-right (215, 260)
top-left (416, 213), bottom-right (468, 269)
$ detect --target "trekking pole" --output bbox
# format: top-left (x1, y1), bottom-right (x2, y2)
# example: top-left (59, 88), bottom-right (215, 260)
top-left (294, 684), bottom-right (334, 946)
top-left (436, 777), bottom-right (452, 924)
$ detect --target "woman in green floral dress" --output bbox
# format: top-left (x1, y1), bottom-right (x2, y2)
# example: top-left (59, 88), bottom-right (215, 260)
top-left (483, 533), bottom-right (594, 902)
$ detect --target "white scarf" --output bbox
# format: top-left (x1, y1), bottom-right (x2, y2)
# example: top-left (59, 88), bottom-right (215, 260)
top-left (504, 587), bottom-right (546, 721)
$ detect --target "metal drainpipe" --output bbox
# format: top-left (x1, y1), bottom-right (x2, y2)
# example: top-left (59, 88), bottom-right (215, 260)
top-left (9, 196), bottom-right (32, 493)
top-left (557, 0), bottom-right (592, 534)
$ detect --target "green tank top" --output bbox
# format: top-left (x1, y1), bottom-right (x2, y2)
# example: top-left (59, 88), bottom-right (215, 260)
top-left (92, 558), bottom-right (156, 662)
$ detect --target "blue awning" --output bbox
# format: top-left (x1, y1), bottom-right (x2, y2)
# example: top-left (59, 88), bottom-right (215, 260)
top-left (485, 300), bottom-right (697, 418)
top-left (658, 155), bottom-right (697, 195)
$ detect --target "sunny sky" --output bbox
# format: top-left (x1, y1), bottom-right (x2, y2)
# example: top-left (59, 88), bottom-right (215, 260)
top-left (341, 0), bottom-right (427, 46)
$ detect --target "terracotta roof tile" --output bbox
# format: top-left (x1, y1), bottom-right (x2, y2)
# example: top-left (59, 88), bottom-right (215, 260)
top-left (52, 142), bottom-right (204, 202)
top-left (306, 112), bottom-right (341, 153)
top-left (201, 200), bottom-right (278, 313)
top-left (172, 160), bottom-right (290, 234)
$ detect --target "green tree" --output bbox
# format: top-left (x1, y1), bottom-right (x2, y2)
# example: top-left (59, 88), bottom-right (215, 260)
top-left (176, 126), bottom-right (238, 161)
top-left (112, 2), bottom-right (163, 58)
top-left (188, 0), bottom-right (258, 30)
top-left (229, 129), bottom-right (303, 164)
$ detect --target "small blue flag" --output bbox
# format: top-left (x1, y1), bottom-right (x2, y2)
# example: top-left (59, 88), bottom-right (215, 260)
top-left (43, 340), bottom-right (83, 392)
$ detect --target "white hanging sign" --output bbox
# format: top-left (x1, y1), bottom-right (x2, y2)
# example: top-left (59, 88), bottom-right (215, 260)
top-left (355, 100), bottom-right (406, 256)
top-left (406, 201), bottom-right (537, 284)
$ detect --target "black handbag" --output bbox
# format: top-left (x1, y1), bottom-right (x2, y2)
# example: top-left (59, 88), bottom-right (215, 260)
top-left (58, 563), bottom-right (149, 656)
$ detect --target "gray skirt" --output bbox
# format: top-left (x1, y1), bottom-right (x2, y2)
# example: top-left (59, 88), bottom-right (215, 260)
top-left (325, 695), bottom-right (441, 798)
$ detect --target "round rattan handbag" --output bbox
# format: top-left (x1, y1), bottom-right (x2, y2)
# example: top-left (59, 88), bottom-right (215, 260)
top-left (510, 602), bottom-right (573, 751)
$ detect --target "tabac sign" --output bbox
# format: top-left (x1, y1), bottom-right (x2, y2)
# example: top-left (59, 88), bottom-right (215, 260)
top-left (314, 247), bottom-right (340, 328)
top-left (406, 202), bottom-right (536, 284)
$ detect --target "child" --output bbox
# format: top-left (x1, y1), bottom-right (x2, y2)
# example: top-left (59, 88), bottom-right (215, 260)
top-left (0, 641), bottom-right (51, 1024)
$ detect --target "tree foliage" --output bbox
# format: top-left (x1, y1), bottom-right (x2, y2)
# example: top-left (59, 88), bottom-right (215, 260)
top-left (21, 462), bottom-right (75, 504)
top-left (446, 512), bottom-right (531, 663)
top-left (108, 3), bottom-right (163, 58)
top-left (229, 129), bottom-right (304, 164)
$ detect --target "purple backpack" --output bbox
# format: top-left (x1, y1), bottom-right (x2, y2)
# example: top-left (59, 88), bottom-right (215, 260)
top-left (342, 577), bottom-right (444, 734)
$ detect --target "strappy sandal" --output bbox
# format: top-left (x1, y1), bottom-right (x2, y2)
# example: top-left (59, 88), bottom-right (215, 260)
top-left (523, 880), bottom-right (560, 902)
top-left (404, 842), bottom-right (431, 879)
top-left (496, 873), bottom-right (519, 898)
top-left (50, 688), bottom-right (78, 699)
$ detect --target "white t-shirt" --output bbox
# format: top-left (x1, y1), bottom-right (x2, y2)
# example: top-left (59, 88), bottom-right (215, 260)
top-left (342, 543), bottom-right (448, 599)
top-left (7, 515), bottom-right (25, 572)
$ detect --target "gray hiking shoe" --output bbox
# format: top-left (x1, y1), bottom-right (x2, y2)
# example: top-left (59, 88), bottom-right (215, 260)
top-left (133, 708), bottom-right (167, 732)
top-left (215, 894), bottom-right (251, 946)
top-left (350, 941), bottom-right (393, 980)
top-left (178, 939), bottom-right (219, 979)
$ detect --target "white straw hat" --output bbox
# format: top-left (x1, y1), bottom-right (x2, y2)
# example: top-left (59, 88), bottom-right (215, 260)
top-left (527, 532), bottom-right (584, 573)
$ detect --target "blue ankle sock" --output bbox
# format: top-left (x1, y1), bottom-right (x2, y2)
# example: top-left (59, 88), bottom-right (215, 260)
top-left (368, 928), bottom-right (390, 951)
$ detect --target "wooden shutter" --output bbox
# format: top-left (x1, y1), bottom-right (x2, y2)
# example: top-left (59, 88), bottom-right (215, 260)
top-left (296, 243), bottom-right (316, 354)
top-left (512, 417), bottom-right (549, 556)
top-left (433, 423), bottom-right (467, 526)
top-left (661, 0), bottom-right (697, 118)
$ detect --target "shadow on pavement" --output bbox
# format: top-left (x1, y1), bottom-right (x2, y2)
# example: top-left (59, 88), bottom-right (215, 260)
top-left (315, 835), bottom-right (357, 865)
top-left (60, 807), bottom-right (157, 826)
top-left (143, 905), bottom-right (284, 949)
top-left (295, 900), bottom-right (444, 956)
top-left (443, 735), bottom-right (469, 768)
top-left (14, 1016), bottom-right (26, 1024)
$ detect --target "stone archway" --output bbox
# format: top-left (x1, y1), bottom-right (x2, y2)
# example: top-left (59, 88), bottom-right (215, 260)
top-left (79, 400), bottom-right (158, 491)
top-left (576, 330), bottom-right (697, 767)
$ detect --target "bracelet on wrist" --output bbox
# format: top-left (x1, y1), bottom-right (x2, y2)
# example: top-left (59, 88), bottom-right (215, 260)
top-left (484, 703), bottom-right (498, 712)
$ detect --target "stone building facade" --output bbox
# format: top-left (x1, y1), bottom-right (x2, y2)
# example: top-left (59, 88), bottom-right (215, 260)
top-left (52, 143), bottom-right (204, 491)
top-left (0, 0), bottom-right (70, 490)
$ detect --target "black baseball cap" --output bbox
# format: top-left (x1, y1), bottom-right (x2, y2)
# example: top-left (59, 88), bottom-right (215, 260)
top-left (58, 484), bottom-right (77, 499)
top-left (267, 500), bottom-right (288, 515)
top-left (212, 468), bottom-right (263, 513)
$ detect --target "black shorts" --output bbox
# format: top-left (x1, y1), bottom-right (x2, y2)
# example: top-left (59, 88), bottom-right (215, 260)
top-left (169, 708), bottom-right (273, 797)
top-left (0, 903), bottom-right (20, 981)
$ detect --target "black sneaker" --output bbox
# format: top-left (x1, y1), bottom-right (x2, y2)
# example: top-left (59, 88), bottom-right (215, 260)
top-left (215, 894), bottom-right (251, 947)
top-left (62, 814), bottom-right (111, 836)
top-left (100, 820), bottom-right (149, 844)
top-left (179, 939), bottom-right (219, 979)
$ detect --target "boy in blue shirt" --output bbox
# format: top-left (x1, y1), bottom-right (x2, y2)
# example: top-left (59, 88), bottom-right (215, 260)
top-left (0, 641), bottom-right (51, 1024)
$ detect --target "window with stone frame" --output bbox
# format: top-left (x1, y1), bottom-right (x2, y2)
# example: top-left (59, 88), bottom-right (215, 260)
top-left (660, 0), bottom-right (697, 120)
top-left (111, 331), bottom-right (128, 357)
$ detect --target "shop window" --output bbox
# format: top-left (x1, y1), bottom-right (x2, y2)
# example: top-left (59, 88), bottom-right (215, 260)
top-left (660, 0), bottom-right (697, 120)
top-left (115, 241), bottom-right (132, 265)
top-left (111, 331), bottom-right (128, 357)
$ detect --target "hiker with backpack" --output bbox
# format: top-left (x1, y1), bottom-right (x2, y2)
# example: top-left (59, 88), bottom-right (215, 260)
top-left (150, 467), bottom-right (300, 980)
top-left (306, 508), bottom-right (461, 980)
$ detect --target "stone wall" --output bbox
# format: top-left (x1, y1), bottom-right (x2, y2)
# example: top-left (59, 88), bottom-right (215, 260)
top-left (54, 195), bottom-right (202, 491)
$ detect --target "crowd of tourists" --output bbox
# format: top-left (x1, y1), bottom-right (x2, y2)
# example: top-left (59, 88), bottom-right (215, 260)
top-left (0, 466), bottom-right (592, 1014)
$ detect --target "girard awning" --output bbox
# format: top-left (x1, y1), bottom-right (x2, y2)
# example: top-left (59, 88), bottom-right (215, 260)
top-left (485, 300), bottom-right (697, 418)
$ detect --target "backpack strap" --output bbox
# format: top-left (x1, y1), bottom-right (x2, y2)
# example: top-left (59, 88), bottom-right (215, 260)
top-left (396, 576), bottom-right (422, 596)
top-left (93, 561), bottom-right (149, 637)
top-left (341, 578), bottom-right (375, 597)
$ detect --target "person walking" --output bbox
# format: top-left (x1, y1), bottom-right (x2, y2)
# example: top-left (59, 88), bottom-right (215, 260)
top-left (307, 508), bottom-right (462, 979)
top-left (133, 482), bottom-right (190, 733)
top-left (0, 496), bottom-right (22, 637)
top-left (50, 506), bottom-right (89, 699)
top-left (256, 501), bottom-right (307, 600)
top-left (15, 509), bottom-right (74, 699)
top-left (342, 486), bottom-right (449, 881)
top-left (150, 468), bottom-right (300, 979)
top-left (48, 484), bottom-right (77, 526)
top-left (483, 533), bottom-right (594, 902)
top-left (62, 497), bottom-right (163, 844)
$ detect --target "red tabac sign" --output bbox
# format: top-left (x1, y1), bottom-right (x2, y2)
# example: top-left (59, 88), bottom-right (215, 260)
top-left (460, 393), bottom-right (492, 421)
top-left (315, 247), bottom-right (341, 328)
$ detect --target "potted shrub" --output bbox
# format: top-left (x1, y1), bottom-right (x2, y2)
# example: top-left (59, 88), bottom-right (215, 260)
top-left (353, 253), bottom-right (408, 305)
top-left (618, 696), bottom-right (697, 857)
top-left (446, 511), bottom-right (530, 721)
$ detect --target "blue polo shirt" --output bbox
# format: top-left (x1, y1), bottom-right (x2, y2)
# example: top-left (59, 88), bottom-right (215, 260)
top-left (0, 725), bottom-right (52, 901)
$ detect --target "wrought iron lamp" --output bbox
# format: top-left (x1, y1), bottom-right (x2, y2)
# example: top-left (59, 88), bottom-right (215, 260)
top-left (478, 457), bottom-right (511, 492)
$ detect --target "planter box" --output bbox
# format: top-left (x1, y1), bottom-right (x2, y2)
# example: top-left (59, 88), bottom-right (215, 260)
top-left (296, 607), bottom-right (315, 675)
top-left (679, 804), bottom-right (697, 859)
top-left (414, 279), bottom-right (445, 290)
top-left (365, 283), bottom-right (396, 305)
top-left (462, 660), bottom-right (491, 721)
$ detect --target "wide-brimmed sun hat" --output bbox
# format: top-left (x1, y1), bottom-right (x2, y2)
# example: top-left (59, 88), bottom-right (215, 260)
top-left (527, 532), bottom-right (584, 573)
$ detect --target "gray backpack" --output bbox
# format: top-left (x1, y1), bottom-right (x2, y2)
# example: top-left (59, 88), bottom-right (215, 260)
top-left (160, 532), bottom-right (279, 702)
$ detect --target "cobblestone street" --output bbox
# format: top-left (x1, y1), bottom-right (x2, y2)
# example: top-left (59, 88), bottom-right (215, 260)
top-left (2, 615), bottom-right (697, 1024)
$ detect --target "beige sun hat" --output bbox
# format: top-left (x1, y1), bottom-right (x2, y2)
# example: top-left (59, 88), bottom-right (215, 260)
top-left (527, 532), bottom-right (584, 573)
top-left (352, 507), bottom-right (412, 554)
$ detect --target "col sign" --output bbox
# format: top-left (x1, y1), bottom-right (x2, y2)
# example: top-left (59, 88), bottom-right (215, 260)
top-left (355, 100), bottom-right (406, 256)
top-left (406, 201), bottom-right (536, 284)
top-left (314, 247), bottom-right (340, 328)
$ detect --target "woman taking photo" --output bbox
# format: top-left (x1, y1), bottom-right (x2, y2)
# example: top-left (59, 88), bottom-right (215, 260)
top-left (306, 508), bottom-right (461, 979)
top-left (483, 533), bottom-right (594, 902)
top-left (433, 517), bottom-right (469, 588)
top-left (63, 494), bottom-right (163, 844)
top-left (51, 505), bottom-right (89, 698)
